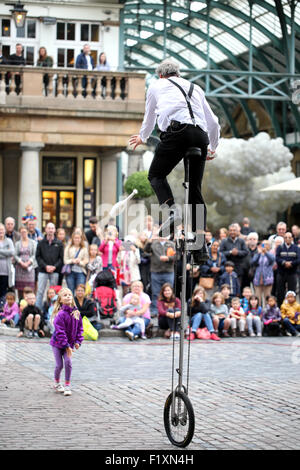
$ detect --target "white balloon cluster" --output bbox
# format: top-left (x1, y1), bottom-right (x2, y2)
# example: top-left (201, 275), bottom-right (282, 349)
top-left (203, 132), bottom-right (299, 232)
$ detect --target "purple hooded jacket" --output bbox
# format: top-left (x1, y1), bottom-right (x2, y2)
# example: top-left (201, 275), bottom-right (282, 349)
top-left (50, 305), bottom-right (84, 349)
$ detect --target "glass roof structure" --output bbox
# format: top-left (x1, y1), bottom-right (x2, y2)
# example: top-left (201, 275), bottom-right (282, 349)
top-left (120, 0), bottom-right (300, 142)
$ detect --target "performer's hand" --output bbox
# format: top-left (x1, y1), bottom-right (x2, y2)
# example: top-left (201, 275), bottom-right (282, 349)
top-left (129, 134), bottom-right (143, 150)
top-left (206, 149), bottom-right (216, 160)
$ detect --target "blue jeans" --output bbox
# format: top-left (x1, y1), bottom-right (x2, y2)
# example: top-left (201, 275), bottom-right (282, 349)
top-left (66, 271), bottom-right (86, 294)
top-left (190, 312), bottom-right (214, 333)
top-left (150, 271), bottom-right (174, 315)
top-left (0, 312), bottom-right (19, 326)
top-left (283, 317), bottom-right (300, 336)
top-left (118, 316), bottom-right (150, 337)
top-left (36, 272), bottom-right (59, 309)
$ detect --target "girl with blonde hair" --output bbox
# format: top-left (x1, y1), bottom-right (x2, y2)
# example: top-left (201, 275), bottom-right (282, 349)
top-left (210, 292), bottom-right (230, 337)
top-left (50, 288), bottom-right (83, 396)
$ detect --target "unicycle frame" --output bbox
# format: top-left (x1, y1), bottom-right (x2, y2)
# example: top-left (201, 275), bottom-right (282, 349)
top-left (171, 155), bottom-right (191, 416)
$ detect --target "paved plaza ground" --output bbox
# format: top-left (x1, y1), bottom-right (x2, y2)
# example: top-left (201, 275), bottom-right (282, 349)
top-left (1, 333), bottom-right (300, 451)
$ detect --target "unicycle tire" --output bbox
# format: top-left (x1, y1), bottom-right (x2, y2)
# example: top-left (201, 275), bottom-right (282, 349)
top-left (164, 390), bottom-right (195, 448)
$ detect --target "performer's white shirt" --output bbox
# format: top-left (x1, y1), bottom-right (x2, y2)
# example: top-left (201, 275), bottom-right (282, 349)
top-left (139, 76), bottom-right (220, 151)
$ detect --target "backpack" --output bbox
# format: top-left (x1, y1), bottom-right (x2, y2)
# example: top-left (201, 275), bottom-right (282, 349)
top-left (94, 270), bottom-right (116, 289)
top-left (94, 286), bottom-right (117, 319)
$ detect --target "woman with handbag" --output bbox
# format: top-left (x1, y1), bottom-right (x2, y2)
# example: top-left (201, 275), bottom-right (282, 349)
top-left (0, 223), bottom-right (15, 307)
top-left (63, 231), bottom-right (89, 294)
top-left (199, 240), bottom-right (226, 298)
top-left (14, 225), bottom-right (37, 299)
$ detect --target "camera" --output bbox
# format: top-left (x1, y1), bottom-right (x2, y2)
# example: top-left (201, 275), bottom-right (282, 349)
top-left (122, 241), bottom-right (133, 251)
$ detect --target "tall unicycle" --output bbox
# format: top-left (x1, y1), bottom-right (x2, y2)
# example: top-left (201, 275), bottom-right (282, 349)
top-left (163, 147), bottom-right (204, 448)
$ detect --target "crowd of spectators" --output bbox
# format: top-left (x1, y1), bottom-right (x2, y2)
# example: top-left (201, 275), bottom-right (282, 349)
top-left (0, 206), bottom-right (299, 342)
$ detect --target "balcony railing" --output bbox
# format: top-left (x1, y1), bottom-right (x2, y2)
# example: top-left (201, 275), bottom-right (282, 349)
top-left (0, 66), bottom-right (146, 112)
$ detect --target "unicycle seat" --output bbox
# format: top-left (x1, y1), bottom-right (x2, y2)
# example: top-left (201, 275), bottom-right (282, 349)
top-left (184, 147), bottom-right (202, 160)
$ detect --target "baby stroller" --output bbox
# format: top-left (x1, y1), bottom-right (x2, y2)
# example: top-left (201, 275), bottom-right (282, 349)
top-left (93, 270), bottom-right (117, 323)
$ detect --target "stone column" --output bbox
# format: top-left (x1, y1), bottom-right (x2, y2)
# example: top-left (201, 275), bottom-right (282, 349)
top-left (19, 143), bottom-right (44, 225)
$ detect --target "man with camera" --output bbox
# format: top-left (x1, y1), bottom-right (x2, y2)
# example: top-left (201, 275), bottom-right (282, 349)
top-left (144, 231), bottom-right (176, 317)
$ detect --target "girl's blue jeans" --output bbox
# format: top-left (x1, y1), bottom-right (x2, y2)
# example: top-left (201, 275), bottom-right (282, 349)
top-left (190, 312), bottom-right (214, 333)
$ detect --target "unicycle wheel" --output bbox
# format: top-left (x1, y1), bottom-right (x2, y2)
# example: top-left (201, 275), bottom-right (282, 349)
top-left (163, 390), bottom-right (195, 448)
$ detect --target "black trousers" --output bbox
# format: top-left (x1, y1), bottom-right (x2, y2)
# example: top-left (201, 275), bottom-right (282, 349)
top-left (0, 275), bottom-right (8, 308)
top-left (148, 124), bottom-right (209, 232)
top-left (276, 271), bottom-right (297, 307)
top-left (158, 315), bottom-right (180, 332)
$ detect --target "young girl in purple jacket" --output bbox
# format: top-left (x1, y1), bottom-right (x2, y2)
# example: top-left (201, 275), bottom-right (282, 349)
top-left (50, 287), bottom-right (83, 396)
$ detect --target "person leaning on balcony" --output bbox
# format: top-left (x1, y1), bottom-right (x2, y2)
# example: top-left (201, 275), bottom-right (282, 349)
top-left (75, 44), bottom-right (94, 97)
top-left (8, 43), bottom-right (25, 95)
top-left (36, 47), bottom-right (53, 96)
top-left (0, 43), bottom-right (9, 92)
top-left (94, 52), bottom-right (112, 98)
top-left (0, 43), bottom-right (8, 65)
top-left (36, 47), bottom-right (53, 67)
top-left (9, 43), bottom-right (25, 66)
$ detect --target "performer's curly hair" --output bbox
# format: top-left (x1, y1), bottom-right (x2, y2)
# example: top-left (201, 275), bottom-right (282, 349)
top-left (156, 59), bottom-right (180, 78)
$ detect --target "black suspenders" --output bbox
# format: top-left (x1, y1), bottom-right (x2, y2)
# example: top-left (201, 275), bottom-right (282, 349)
top-left (168, 78), bottom-right (196, 126)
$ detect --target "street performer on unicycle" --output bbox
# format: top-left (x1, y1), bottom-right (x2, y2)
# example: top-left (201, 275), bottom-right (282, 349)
top-left (129, 58), bottom-right (220, 260)
top-left (129, 59), bottom-right (221, 448)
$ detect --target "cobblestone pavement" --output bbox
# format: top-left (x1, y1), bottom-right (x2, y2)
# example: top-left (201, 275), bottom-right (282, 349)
top-left (1, 334), bottom-right (300, 450)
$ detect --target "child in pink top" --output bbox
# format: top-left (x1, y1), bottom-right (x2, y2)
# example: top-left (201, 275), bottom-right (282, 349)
top-left (0, 291), bottom-right (20, 327)
top-left (99, 225), bottom-right (121, 269)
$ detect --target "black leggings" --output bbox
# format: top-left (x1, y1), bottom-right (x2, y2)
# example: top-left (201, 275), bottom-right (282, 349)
top-left (158, 315), bottom-right (180, 332)
top-left (148, 125), bottom-right (209, 232)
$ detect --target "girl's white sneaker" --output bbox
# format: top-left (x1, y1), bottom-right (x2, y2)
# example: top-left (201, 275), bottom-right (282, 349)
top-left (53, 383), bottom-right (64, 393)
top-left (64, 386), bottom-right (72, 396)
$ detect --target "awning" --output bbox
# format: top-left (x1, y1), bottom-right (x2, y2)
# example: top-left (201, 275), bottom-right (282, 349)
top-left (260, 177), bottom-right (300, 192)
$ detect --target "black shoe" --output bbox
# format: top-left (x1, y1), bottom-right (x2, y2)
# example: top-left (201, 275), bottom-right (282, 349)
top-left (158, 211), bottom-right (182, 238)
top-left (191, 243), bottom-right (209, 264)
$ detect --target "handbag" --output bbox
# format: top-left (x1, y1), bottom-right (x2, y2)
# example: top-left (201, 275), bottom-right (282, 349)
top-left (196, 327), bottom-right (211, 340)
top-left (61, 264), bottom-right (72, 275)
top-left (61, 248), bottom-right (81, 275)
top-left (199, 253), bottom-right (222, 289)
top-left (82, 316), bottom-right (98, 341)
top-left (199, 277), bottom-right (214, 290)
